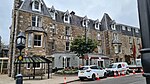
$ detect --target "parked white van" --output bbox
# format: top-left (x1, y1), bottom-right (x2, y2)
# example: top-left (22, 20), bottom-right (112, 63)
top-left (106, 62), bottom-right (129, 76)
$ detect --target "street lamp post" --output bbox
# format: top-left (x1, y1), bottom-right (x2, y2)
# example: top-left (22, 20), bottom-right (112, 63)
top-left (137, 0), bottom-right (150, 84)
top-left (16, 31), bottom-right (26, 74)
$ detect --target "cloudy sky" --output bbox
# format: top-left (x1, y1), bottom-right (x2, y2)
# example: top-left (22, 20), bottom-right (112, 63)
top-left (0, 0), bottom-right (139, 45)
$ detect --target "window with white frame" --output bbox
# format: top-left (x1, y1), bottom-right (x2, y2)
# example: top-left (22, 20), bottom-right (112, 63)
top-left (122, 26), bottom-right (126, 30)
top-left (34, 34), bottom-right (42, 47)
top-left (50, 11), bottom-right (56, 20)
top-left (50, 25), bottom-right (56, 36)
top-left (65, 26), bottom-right (70, 36)
top-left (127, 27), bottom-right (131, 31)
top-left (135, 29), bottom-right (139, 33)
top-left (111, 24), bottom-right (116, 30)
top-left (32, 16), bottom-right (41, 27)
top-left (114, 45), bottom-right (119, 54)
top-left (95, 23), bottom-right (99, 30)
top-left (113, 33), bottom-right (118, 40)
top-left (28, 33), bottom-right (32, 47)
top-left (97, 33), bottom-right (101, 41)
top-left (64, 14), bottom-right (70, 23)
top-left (129, 37), bottom-right (132, 44)
top-left (32, 1), bottom-right (42, 12)
top-left (82, 20), bottom-right (88, 27)
top-left (66, 41), bottom-right (70, 51)
top-left (137, 38), bottom-right (140, 44)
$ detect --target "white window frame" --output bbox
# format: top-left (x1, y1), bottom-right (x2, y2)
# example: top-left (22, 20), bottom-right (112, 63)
top-left (28, 33), bottom-right (33, 47)
top-left (32, 0), bottom-right (41, 12)
top-left (82, 20), bottom-right (88, 28)
top-left (129, 37), bottom-right (132, 44)
top-left (122, 26), bottom-right (126, 30)
top-left (113, 33), bottom-right (118, 40)
top-left (64, 14), bottom-right (70, 23)
top-left (50, 11), bottom-right (56, 20)
top-left (97, 33), bottom-right (101, 41)
top-left (135, 29), bottom-right (139, 33)
top-left (32, 16), bottom-right (41, 27)
top-left (50, 24), bottom-right (56, 35)
top-left (111, 24), bottom-right (116, 30)
top-left (65, 26), bottom-right (70, 36)
top-left (95, 22), bottom-right (100, 30)
top-left (137, 38), bottom-right (140, 44)
top-left (34, 34), bottom-right (42, 47)
top-left (127, 27), bottom-right (131, 31)
top-left (114, 45), bottom-right (119, 54)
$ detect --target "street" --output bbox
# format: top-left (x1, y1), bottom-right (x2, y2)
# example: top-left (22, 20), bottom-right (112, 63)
top-left (71, 74), bottom-right (146, 84)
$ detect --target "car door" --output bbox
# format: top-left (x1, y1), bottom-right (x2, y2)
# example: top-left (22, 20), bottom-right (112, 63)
top-left (96, 66), bottom-right (104, 77)
top-left (90, 66), bottom-right (99, 76)
top-left (117, 64), bottom-right (122, 73)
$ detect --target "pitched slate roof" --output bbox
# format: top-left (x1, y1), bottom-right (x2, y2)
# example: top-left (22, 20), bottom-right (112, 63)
top-left (101, 13), bottom-right (113, 31)
top-left (19, 0), bottom-right (50, 17)
top-left (116, 23), bottom-right (141, 37)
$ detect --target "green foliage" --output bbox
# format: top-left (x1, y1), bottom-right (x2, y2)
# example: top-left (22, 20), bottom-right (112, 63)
top-left (70, 36), bottom-right (97, 57)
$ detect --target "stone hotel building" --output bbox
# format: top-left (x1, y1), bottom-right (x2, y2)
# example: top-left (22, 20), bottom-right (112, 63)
top-left (8, 0), bottom-right (141, 76)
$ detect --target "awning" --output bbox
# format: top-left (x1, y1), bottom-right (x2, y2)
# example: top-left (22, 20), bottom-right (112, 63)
top-left (14, 56), bottom-right (52, 64)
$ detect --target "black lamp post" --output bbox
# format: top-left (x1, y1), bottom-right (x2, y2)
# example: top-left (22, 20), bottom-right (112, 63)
top-left (137, 0), bottom-right (150, 84)
top-left (16, 31), bottom-right (26, 74)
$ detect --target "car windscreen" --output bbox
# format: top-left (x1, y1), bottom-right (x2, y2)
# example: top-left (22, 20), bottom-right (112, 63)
top-left (79, 67), bottom-right (89, 70)
top-left (108, 64), bottom-right (117, 68)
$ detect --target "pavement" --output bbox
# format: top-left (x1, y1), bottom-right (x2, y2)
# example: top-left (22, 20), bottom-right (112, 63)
top-left (0, 74), bottom-right (79, 84)
top-left (0, 73), bottom-right (144, 84)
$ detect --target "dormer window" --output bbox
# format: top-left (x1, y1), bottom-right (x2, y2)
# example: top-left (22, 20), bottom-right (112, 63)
top-left (111, 24), bottom-right (116, 30)
top-left (50, 12), bottom-right (55, 20)
top-left (95, 19), bottom-right (100, 30)
top-left (32, 0), bottom-right (42, 12)
top-left (127, 27), bottom-right (131, 31)
top-left (82, 16), bottom-right (89, 28)
top-left (135, 29), bottom-right (139, 33)
top-left (65, 15), bottom-right (69, 21)
top-left (122, 26), bottom-right (126, 30)
top-left (64, 10), bottom-right (70, 23)
top-left (34, 1), bottom-right (39, 10)
top-left (49, 6), bottom-right (57, 20)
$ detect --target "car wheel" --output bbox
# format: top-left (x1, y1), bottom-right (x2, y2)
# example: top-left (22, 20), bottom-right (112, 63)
top-left (103, 72), bottom-right (107, 78)
top-left (92, 74), bottom-right (96, 81)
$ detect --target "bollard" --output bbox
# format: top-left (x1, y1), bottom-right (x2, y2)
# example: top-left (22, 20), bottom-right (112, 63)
top-left (16, 74), bottom-right (23, 84)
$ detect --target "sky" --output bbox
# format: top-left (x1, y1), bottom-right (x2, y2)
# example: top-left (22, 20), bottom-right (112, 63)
top-left (0, 0), bottom-right (139, 45)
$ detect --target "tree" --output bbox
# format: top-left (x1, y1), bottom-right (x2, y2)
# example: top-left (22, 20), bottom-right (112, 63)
top-left (70, 36), bottom-right (97, 65)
